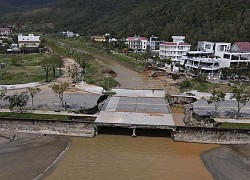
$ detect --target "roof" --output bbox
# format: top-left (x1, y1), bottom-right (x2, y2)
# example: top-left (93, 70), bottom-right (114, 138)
top-left (0, 28), bottom-right (11, 31)
top-left (234, 42), bottom-right (250, 52)
top-left (18, 34), bottom-right (40, 42)
top-left (160, 42), bottom-right (191, 46)
top-left (127, 37), bottom-right (148, 41)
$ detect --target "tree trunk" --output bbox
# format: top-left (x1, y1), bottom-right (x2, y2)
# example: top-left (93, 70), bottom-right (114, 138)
top-left (32, 97), bottom-right (34, 107)
top-left (236, 101), bottom-right (240, 119)
top-left (53, 68), bottom-right (56, 78)
top-left (46, 71), bottom-right (49, 82)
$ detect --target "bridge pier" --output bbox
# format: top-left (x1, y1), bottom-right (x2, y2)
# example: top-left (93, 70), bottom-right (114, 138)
top-left (132, 127), bottom-right (137, 137)
top-left (95, 126), bottom-right (99, 135)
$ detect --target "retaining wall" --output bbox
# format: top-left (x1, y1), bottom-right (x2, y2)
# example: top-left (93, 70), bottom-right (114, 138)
top-left (0, 118), bottom-right (95, 137)
top-left (173, 126), bottom-right (250, 144)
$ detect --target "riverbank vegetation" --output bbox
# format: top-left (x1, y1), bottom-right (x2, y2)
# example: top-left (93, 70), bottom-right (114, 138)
top-left (180, 79), bottom-right (233, 93)
top-left (46, 36), bottom-right (145, 72)
top-left (0, 112), bottom-right (71, 121)
top-left (220, 122), bottom-right (250, 130)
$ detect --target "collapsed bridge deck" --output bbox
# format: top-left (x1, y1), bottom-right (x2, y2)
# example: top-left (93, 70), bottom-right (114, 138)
top-left (95, 89), bottom-right (176, 131)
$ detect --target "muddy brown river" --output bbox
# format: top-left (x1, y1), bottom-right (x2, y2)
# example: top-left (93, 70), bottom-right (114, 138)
top-left (95, 53), bottom-right (163, 89)
top-left (46, 53), bottom-right (217, 180)
top-left (46, 136), bottom-right (216, 180)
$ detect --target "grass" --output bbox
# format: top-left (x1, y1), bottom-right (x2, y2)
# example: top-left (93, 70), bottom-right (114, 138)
top-left (46, 36), bottom-right (145, 72)
top-left (44, 35), bottom-right (119, 88)
top-left (220, 122), bottom-right (250, 130)
top-left (0, 112), bottom-right (71, 121)
top-left (85, 59), bottom-right (118, 88)
top-left (180, 79), bottom-right (233, 93)
top-left (0, 53), bottom-right (60, 84)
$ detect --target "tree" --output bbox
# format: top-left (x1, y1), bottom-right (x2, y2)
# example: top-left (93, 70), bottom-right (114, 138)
top-left (0, 86), bottom-right (7, 101)
top-left (165, 92), bottom-right (172, 102)
top-left (75, 53), bottom-right (93, 80)
top-left (232, 84), bottom-right (250, 118)
top-left (165, 58), bottom-right (173, 72)
top-left (0, 86), bottom-right (7, 108)
top-left (69, 63), bottom-right (80, 83)
top-left (51, 55), bottom-right (63, 78)
top-left (220, 67), bottom-right (231, 80)
top-left (51, 81), bottom-right (70, 109)
top-left (26, 87), bottom-right (41, 108)
top-left (180, 79), bottom-right (192, 91)
top-left (172, 73), bottom-right (179, 81)
top-left (40, 58), bottom-right (52, 82)
top-left (143, 45), bottom-right (152, 61)
top-left (4, 92), bottom-right (29, 111)
top-left (207, 90), bottom-right (226, 116)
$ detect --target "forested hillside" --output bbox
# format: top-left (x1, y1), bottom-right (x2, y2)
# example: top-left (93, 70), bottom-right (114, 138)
top-left (1, 0), bottom-right (249, 45)
top-left (0, 0), bottom-right (56, 15)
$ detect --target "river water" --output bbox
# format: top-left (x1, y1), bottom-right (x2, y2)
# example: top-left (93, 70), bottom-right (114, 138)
top-left (94, 53), bottom-right (163, 89)
top-left (46, 136), bottom-right (216, 180)
top-left (46, 53), bottom-right (217, 180)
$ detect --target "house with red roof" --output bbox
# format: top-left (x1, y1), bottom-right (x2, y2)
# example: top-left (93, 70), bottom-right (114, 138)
top-left (126, 35), bottom-right (148, 52)
top-left (0, 28), bottom-right (12, 36)
top-left (159, 36), bottom-right (191, 63)
top-left (230, 42), bottom-right (250, 53)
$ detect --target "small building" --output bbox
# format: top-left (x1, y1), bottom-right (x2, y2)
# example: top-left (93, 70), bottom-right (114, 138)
top-left (159, 36), bottom-right (191, 63)
top-left (126, 35), bottom-right (148, 52)
top-left (7, 43), bottom-right (20, 53)
top-left (18, 34), bottom-right (41, 52)
top-left (91, 36), bottom-right (107, 42)
top-left (197, 41), bottom-right (231, 58)
top-left (184, 51), bottom-right (220, 77)
top-left (230, 42), bottom-right (250, 53)
top-left (0, 28), bottom-right (12, 36)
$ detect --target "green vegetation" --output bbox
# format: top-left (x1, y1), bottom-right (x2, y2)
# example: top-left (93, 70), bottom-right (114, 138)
top-left (48, 36), bottom-right (144, 71)
top-left (207, 90), bottom-right (226, 115)
top-left (0, 112), bottom-right (70, 121)
top-left (220, 122), bottom-right (250, 130)
top-left (1, 0), bottom-right (249, 45)
top-left (85, 59), bottom-right (118, 88)
top-left (180, 79), bottom-right (233, 93)
top-left (0, 54), bottom-right (60, 84)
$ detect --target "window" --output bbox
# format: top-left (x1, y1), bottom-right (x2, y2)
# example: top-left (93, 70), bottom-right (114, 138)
top-left (205, 44), bottom-right (211, 49)
top-left (223, 54), bottom-right (230, 59)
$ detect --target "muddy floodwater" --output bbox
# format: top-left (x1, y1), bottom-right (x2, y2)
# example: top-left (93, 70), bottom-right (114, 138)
top-left (95, 54), bottom-right (163, 89)
top-left (46, 135), bottom-right (217, 180)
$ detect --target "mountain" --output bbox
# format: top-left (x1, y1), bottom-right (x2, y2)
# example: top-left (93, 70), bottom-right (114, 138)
top-left (0, 0), bottom-right (56, 15)
top-left (1, 0), bottom-right (249, 45)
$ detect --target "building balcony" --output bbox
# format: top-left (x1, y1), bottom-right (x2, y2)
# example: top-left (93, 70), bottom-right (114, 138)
top-left (186, 64), bottom-right (220, 71)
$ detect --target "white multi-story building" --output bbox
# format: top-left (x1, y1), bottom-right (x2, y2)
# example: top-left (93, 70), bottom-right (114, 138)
top-left (219, 52), bottom-right (250, 68)
top-left (197, 41), bottom-right (231, 58)
top-left (159, 36), bottom-right (191, 63)
top-left (127, 36), bottom-right (148, 52)
top-left (18, 34), bottom-right (41, 50)
top-left (184, 51), bottom-right (220, 77)
top-left (0, 28), bottom-right (11, 36)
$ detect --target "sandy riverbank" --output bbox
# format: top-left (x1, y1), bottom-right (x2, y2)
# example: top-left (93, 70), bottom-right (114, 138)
top-left (202, 144), bottom-right (250, 180)
top-left (0, 131), bottom-right (70, 180)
